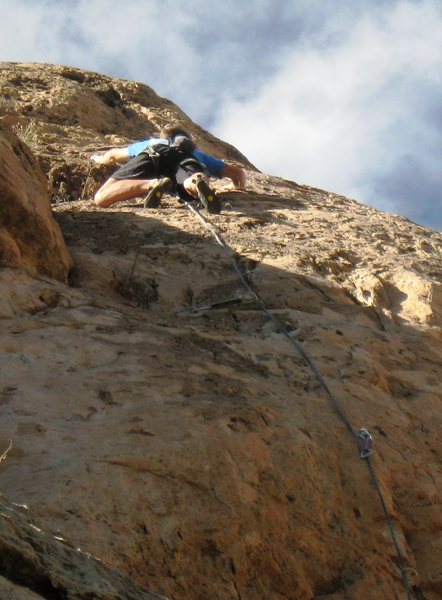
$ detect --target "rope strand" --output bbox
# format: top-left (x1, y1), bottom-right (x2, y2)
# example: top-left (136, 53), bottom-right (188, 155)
top-left (184, 199), bottom-right (416, 600)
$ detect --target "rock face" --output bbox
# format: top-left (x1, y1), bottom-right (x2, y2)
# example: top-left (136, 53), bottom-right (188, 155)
top-left (0, 62), bottom-right (441, 600)
top-left (0, 494), bottom-right (167, 599)
top-left (0, 120), bottom-right (72, 284)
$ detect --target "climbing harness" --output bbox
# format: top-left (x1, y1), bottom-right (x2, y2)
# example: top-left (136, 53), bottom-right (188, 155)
top-left (182, 199), bottom-right (416, 600)
top-left (140, 139), bottom-right (205, 187)
top-left (142, 144), bottom-right (162, 170)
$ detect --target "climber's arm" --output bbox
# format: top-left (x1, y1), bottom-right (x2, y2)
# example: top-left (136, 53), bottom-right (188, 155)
top-left (219, 164), bottom-right (246, 190)
top-left (91, 147), bottom-right (130, 166)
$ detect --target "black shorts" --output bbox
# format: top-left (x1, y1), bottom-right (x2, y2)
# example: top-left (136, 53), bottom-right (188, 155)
top-left (111, 153), bottom-right (205, 182)
top-left (111, 153), bottom-right (157, 180)
top-left (174, 158), bottom-right (206, 184)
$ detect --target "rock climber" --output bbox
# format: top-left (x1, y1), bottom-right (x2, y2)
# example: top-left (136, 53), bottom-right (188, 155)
top-left (92, 124), bottom-right (246, 214)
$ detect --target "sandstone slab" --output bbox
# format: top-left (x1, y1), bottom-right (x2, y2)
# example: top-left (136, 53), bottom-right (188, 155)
top-left (0, 120), bottom-right (72, 281)
top-left (0, 62), bottom-right (440, 600)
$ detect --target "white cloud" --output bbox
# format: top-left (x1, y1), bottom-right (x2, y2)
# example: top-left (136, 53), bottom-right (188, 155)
top-left (214, 0), bottom-right (442, 226)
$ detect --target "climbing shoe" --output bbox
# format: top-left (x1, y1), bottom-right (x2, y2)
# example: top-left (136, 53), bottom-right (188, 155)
top-left (143, 177), bottom-right (173, 208)
top-left (196, 180), bottom-right (221, 214)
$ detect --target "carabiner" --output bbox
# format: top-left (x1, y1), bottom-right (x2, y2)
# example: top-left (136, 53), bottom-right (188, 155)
top-left (357, 428), bottom-right (374, 458)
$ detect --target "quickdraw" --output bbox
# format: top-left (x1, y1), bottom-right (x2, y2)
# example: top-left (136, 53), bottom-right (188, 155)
top-left (357, 428), bottom-right (374, 458)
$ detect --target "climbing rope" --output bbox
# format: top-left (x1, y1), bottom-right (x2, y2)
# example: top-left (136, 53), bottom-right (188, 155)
top-left (183, 198), bottom-right (416, 600)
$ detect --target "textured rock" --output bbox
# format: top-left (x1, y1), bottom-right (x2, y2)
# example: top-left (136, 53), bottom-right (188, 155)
top-left (0, 575), bottom-right (44, 600)
top-left (0, 495), bottom-right (167, 599)
top-left (0, 62), bottom-right (252, 206)
top-left (0, 62), bottom-right (441, 600)
top-left (0, 119), bottom-right (72, 282)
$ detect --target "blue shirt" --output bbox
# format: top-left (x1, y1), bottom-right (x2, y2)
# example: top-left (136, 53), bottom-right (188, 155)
top-left (127, 139), bottom-right (226, 178)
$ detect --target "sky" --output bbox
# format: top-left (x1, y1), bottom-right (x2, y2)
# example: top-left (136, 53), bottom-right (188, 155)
top-left (0, 0), bottom-right (441, 230)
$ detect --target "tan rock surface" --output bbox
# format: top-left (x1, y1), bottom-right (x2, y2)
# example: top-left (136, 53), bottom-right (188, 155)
top-left (0, 494), bottom-right (166, 599)
top-left (0, 62), bottom-right (441, 600)
top-left (0, 120), bottom-right (72, 282)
